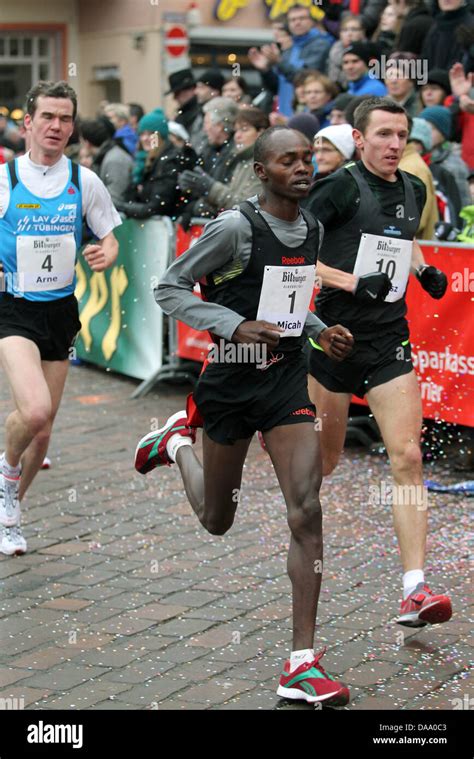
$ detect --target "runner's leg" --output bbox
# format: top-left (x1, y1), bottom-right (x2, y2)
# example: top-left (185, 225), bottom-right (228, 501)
top-left (0, 337), bottom-right (52, 468)
top-left (175, 431), bottom-right (252, 535)
top-left (19, 359), bottom-right (69, 499)
top-left (365, 371), bottom-right (426, 572)
top-left (262, 422), bottom-right (322, 651)
top-left (308, 374), bottom-right (351, 476)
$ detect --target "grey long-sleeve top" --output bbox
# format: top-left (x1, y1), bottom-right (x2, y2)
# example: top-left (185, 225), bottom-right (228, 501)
top-left (155, 196), bottom-right (328, 343)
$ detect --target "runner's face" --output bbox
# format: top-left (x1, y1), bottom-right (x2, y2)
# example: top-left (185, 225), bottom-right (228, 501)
top-left (354, 110), bottom-right (409, 178)
top-left (255, 131), bottom-right (314, 200)
top-left (25, 96), bottom-right (74, 158)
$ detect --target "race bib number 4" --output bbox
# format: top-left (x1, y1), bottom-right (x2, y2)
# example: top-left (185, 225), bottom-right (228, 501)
top-left (353, 233), bottom-right (413, 303)
top-left (16, 233), bottom-right (76, 292)
top-left (256, 265), bottom-right (315, 337)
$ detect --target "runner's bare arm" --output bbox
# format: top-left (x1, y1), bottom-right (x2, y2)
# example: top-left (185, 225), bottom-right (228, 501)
top-left (316, 261), bottom-right (357, 292)
top-left (83, 231), bottom-right (118, 272)
top-left (410, 239), bottom-right (425, 274)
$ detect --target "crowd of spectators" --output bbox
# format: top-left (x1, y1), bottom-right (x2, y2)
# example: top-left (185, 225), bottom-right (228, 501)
top-left (1, 0), bottom-right (473, 240)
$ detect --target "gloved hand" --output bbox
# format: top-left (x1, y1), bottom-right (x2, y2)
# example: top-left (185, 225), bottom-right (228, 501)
top-left (353, 272), bottom-right (391, 302)
top-left (416, 265), bottom-right (448, 299)
top-left (178, 167), bottom-right (214, 196)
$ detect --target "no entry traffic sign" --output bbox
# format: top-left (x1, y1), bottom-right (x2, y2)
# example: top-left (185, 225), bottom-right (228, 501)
top-left (165, 26), bottom-right (189, 57)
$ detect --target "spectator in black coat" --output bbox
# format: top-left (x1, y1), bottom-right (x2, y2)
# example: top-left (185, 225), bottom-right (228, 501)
top-left (116, 108), bottom-right (196, 220)
top-left (396, 0), bottom-right (435, 55)
top-left (421, 0), bottom-right (474, 70)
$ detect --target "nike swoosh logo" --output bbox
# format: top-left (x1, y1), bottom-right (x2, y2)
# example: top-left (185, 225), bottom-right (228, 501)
top-left (367, 291), bottom-right (377, 299)
top-left (408, 216), bottom-right (416, 221)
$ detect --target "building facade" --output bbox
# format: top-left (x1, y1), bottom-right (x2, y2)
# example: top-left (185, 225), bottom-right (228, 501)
top-left (0, 0), bottom-right (312, 117)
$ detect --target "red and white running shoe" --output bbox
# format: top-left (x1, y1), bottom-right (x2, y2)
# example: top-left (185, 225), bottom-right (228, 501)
top-left (397, 582), bottom-right (452, 628)
top-left (277, 648), bottom-right (350, 705)
top-left (134, 411), bottom-right (195, 474)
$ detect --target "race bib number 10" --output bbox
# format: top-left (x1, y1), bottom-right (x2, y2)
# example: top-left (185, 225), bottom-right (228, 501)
top-left (256, 265), bottom-right (315, 337)
top-left (16, 233), bottom-right (76, 292)
top-left (353, 233), bottom-right (413, 303)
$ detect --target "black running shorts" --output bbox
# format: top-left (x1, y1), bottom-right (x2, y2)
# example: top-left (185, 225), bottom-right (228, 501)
top-left (193, 352), bottom-right (316, 445)
top-left (0, 293), bottom-right (81, 361)
top-left (309, 325), bottom-right (413, 398)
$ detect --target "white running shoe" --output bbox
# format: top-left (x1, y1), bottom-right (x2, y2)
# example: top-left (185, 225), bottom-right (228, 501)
top-left (0, 471), bottom-right (21, 527)
top-left (0, 524), bottom-right (27, 555)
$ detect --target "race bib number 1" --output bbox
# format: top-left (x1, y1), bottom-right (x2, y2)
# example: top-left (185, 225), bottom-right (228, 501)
top-left (256, 265), bottom-right (315, 337)
top-left (353, 233), bottom-right (413, 303)
top-left (16, 233), bottom-right (76, 292)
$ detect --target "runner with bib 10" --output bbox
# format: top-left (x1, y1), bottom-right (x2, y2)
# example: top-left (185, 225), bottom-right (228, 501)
top-left (303, 96), bottom-right (452, 629)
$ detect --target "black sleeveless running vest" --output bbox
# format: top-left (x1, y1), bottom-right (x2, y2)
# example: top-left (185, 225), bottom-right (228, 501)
top-left (316, 162), bottom-right (420, 335)
top-left (200, 200), bottom-right (321, 356)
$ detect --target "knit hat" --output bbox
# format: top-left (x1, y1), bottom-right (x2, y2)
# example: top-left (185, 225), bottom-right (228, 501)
top-left (408, 117), bottom-right (432, 152)
top-left (342, 42), bottom-right (375, 67)
top-left (425, 69), bottom-right (451, 96)
top-left (287, 113), bottom-right (320, 142)
top-left (138, 108), bottom-right (169, 138)
top-left (197, 69), bottom-right (225, 93)
top-left (314, 124), bottom-right (355, 159)
top-left (331, 93), bottom-right (354, 113)
top-left (419, 106), bottom-right (452, 140)
top-left (168, 120), bottom-right (190, 142)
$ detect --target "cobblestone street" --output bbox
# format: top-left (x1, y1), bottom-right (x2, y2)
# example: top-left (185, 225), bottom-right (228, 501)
top-left (0, 363), bottom-right (471, 710)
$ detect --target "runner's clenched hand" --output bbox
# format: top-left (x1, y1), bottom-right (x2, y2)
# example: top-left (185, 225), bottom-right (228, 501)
top-left (232, 320), bottom-right (285, 349)
top-left (317, 325), bottom-right (354, 361)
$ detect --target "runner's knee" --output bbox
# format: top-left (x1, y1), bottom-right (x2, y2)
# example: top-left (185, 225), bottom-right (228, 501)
top-left (287, 479), bottom-right (322, 538)
top-left (389, 440), bottom-right (422, 478)
top-left (20, 404), bottom-right (52, 437)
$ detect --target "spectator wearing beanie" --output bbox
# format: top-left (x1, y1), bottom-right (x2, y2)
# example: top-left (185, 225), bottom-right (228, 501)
top-left (329, 93), bottom-right (355, 125)
top-left (419, 105), bottom-right (471, 208)
top-left (312, 124), bottom-right (355, 180)
top-left (399, 118), bottom-right (439, 240)
top-left (342, 42), bottom-right (388, 96)
top-left (420, 70), bottom-right (451, 108)
top-left (288, 112), bottom-right (321, 142)
top-left (116, 108), bottom-right (196, 220)
top-left (80, 116), bottom-right (133, 206)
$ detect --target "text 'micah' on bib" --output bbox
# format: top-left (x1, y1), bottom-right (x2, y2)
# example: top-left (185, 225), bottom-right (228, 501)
top-left (257, 264), bottom-right (316, 336)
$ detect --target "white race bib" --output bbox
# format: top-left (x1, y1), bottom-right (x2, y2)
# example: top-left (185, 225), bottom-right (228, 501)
top-left (256, 265), bottom-right (315, 337)
top-left (353, 233), bottom-right (413, 303)
top-left (16, 233), bottom-right (76, 292)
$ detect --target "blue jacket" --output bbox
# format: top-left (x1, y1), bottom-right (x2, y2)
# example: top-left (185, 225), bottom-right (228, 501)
top-left (276, 28), bottom-right (335, 117)
top-left (115, 124), bottom-right (139, 156)
top-left (348, 73), bottom-right (387, 97)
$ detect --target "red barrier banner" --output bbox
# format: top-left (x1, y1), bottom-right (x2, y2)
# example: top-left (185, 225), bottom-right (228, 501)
top-left (174, 230), bottom-right (473, 426)
top-left (175, 223), bottom-right (211, 363)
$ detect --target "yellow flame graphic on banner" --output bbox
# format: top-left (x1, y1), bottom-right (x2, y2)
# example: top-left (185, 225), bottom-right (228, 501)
top-left (101, 267), bottom-right (129, 361)
top-left (75, 260), bottom-right (87, 302)
top-left (78, 272), bottom-right (108, 352)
